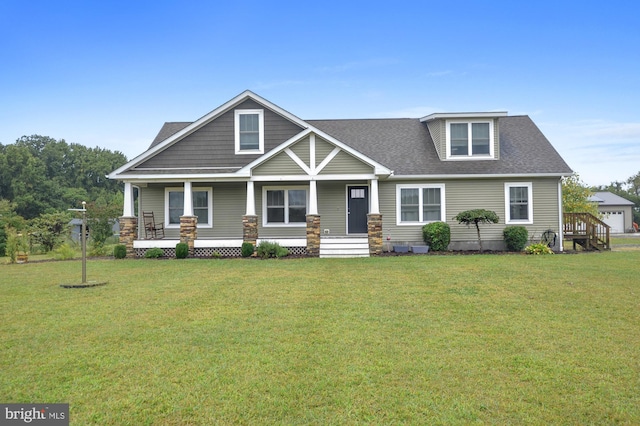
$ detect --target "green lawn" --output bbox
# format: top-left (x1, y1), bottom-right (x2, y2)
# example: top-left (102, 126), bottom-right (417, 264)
top-left (1, 253), bottom-right (639, 425)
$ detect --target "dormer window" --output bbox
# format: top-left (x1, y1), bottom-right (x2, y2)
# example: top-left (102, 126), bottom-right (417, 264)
top-left (235, 109), bottom-right (264, 154)
top-left (447, 121), bottom-right (493, 158)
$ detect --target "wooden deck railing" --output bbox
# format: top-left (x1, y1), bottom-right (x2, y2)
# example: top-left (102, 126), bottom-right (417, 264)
top-left (563, 212), bottom-right (610, 251)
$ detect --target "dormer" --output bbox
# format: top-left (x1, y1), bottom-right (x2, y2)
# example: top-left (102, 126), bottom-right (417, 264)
top-left (420, 112), bottom-right (508, 161)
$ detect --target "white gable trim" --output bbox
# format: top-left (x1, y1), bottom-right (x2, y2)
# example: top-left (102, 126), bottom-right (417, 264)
top-left (109, 90), bottom-right (310, 179)
top-left (237, 127), bottom-right (392, 177)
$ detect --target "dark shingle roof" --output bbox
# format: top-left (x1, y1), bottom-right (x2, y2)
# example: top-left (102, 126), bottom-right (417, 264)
top-left (308, 116), bottom-right (572, 176)
top-left (150, 122), bottom-right (191, 148)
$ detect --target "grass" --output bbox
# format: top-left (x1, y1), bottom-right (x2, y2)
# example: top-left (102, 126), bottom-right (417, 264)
top-left (1, 253), bottom-right (639, 424)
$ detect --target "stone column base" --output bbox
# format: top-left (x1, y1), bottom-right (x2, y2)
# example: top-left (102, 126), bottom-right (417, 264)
top-left (180, 215), bottom-right (198, 255)
top-left (119, 216), bottom-right (138, 258)
top-left (306, 214), bottom-right (321, 257)
top-left (243, 215), bottom-right (259, 248)
top-left (367, 213), bottom-right (383, 255)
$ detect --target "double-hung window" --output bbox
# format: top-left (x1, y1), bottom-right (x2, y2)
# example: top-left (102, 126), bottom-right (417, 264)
top-left (165, 187), bottom-right (213, 228)
top-left (235, 109), bottom-right (264, 154)
top-left (396, 184), bottom-right (445, 225)
top-left (447, 121), bottom-right (493, 158)
top-left (263, 187), bottom-right (308, 226)
top-left (505, 182), bottom-right (533, 224)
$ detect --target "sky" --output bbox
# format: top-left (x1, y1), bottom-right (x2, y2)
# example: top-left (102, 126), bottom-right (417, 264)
top-left (1, 0), bottom-right (638, 187)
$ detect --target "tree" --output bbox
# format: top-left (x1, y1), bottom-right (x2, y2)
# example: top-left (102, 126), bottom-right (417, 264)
top-left (454, 209), bottom-right (499, 252)
top-left (86, 194), bottom-right (123, 254)
top-left (562, 174), bottom-right (599, 216)
top-left (29, 212), bottom-right (71, 252)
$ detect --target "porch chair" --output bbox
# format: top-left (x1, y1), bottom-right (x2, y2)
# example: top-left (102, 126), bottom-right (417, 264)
top-left (142, 211), bottom-right (165, 239)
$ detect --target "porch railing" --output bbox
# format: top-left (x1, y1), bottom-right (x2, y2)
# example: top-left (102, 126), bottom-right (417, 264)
top-left (563, 212), bottom-right (610, 251)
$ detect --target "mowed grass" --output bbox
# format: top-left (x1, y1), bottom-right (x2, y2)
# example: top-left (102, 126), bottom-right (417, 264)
top-left (1, 253), bottom-right (639, 425)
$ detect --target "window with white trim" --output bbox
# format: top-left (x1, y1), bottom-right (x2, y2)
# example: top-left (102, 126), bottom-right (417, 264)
top-left (235, 109), bottom-right (264, 154)
top-left (505, 182), bottom-right (533, 224)
top-left (263, 187), bottom-right (308, 226)
top-left (447, 121), bottom-right (493, 158)
top-left (396, 184), bottom-right (445, 225)
top-left (165, 187), bottom-right (213, 227)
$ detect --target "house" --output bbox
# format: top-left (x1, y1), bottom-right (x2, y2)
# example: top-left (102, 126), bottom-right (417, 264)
top-left (589, 191), bottom-right (635, 233)
top-left (69, 219), bottom-right (120, 243)
top-left (108, 90), bottom-right (573, 257)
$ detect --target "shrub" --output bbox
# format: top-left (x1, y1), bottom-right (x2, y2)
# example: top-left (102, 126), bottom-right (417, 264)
top-left (256, 241), bottom-right (289, 259)
top-left (503, 226), bottom-right (529, 251)
top-left (524, 243), bottom-right (554, 255)
top-left (53, 242), bottom-right (77, 260)
top-left (422, 222), bottom-right (451, 251)
top-left (212, 251), bottom-right (222, 259)
top-left (145, 247), bottom-right (164, 258)
top-left (175, 243), bottom-right (189, 259)
top-left (113, 244), bottom-right (127, 259)
top-left (89, 241), bottom-right (109, 257)
top-left (241, 242), bottom-right (255, 258)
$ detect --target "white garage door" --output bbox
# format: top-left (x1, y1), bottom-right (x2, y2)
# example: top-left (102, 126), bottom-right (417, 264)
top-left (602, 211), bottom-right (625, 233)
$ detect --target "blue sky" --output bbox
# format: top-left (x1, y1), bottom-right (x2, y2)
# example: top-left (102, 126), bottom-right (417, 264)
top-left (1, 0), bottom-right (638, 186)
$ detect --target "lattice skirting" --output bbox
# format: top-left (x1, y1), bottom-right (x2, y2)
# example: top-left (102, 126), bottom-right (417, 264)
top-left (136, 246), bottom-right (308, 258)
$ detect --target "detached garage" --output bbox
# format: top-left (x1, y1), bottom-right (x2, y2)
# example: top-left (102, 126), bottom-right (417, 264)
top-left (589, 192), bottom-right (635, 233)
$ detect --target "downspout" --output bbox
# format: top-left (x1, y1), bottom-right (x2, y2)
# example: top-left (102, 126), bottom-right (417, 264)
top-left (558, 179), bottom-right (564, 252)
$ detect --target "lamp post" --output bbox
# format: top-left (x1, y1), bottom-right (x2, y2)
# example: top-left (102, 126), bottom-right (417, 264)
top-left (68, 201), bottom-right (87, 284)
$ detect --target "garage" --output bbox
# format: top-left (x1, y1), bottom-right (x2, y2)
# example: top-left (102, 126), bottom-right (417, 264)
top-left (602, 211), bottom-right (625, 233)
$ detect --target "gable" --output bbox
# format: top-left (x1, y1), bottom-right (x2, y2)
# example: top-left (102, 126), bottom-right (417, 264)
top-left (134, 99), bottom-right (305, 171)
top-left (248, 133), bottom-right (377, 177)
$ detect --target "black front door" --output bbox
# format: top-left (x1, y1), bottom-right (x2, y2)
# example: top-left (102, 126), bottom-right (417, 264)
top-left (348, 186), bottom-right (369, 234)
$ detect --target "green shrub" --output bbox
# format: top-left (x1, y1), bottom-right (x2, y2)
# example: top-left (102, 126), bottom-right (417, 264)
top-left (113, 244), bottom-right (127, 259)
top-left (145, 247), bottom-right (164, 258)
top-left (176, 243), bottom-right (189, 259)
top-left (524, 243), bottom-right (554, 255)
top-left (241, 242), bottom-right (255, 258)
top-left (53, 242), bottom-right (77, 260)
top-left (503, 226), bottom-right (529, 251)
top-left (212, 251), bottom-right (222, 259)
top-left (256, 241), bottom-right (289, 259)
top-left (422, 222), bottom-right (451, 251)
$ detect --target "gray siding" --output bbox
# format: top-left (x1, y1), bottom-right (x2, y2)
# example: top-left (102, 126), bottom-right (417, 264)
top-left (379, 177), bottom-right (561, 249)
top-left (319, 151), bottom-right (373, 175)
top-left (426, 120), bottom-right (445, 159)
top-left (136, 99), bottom-right (305, 169)
top-left (253, 152), bottom-right (306, 175)
top-left (314, 137), bottom-right (336, 168)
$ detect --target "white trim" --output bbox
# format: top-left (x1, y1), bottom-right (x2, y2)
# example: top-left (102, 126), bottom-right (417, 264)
top-left (370, 179), bottom-right (380, 214)
top-left (445, 120), bottom-right (495, 159)
top-left (246, 181), bottom-right (255, 216)
top-left (235, 109), bottom-right (264, 154)
top-left (284, 148), bottom-right (312, 174)
top-left (123, 182), bottom-right (134, 217)
top-left (421, 111), bottom-right (507, 122)
top-left (315, 147), bottom-right (341, 174)
top-left (558, 179), bottom-right (564, 252)
top-left (504, 182), bottom-right (534, 224)
top-left (396, 183), bottom-right (446, 226)
top-left (165, 186), bottom-right (213, 228)
top-left (309, 180), bottom-right (318, 215)
top-left (250, 173), bottom-right (378, 182)
top-left (262, 185), bottom-right (309, 227)
top-left (389, 173), bottom-right (572, 180)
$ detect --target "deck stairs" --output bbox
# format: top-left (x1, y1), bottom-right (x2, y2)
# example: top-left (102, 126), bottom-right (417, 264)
top-left (563, 213), bottom-right (611, 251)
top-left (320, 236), bottom-right (370, 258)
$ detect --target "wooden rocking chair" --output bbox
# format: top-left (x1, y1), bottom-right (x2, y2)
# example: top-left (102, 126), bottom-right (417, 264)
top-left (142, 211), bottom-right (165, 239)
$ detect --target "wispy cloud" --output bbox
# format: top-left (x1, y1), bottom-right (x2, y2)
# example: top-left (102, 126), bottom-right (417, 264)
top-left (541, 119), bottom-right (640, 185)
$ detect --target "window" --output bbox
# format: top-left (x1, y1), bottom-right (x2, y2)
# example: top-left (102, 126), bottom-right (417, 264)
top-left (235, 109), bottom-right (264, 154)
top-left (447, 121), bottom-right (493, 158)
top-left (263, 187), bottom-right (308, 226)
top-left (396, 184), bottom-right (445, 225)
top-left (505, 183), bottom-right (533, 224)
top-left (165, 187), bottom-right (213, 227)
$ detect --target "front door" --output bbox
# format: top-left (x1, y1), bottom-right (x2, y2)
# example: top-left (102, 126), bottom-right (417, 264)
top-left (347, 186), bottom-right (369, 234)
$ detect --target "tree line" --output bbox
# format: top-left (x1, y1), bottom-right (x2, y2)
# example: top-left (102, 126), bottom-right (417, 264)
top-left (0, 135), bottom-right (128, 258)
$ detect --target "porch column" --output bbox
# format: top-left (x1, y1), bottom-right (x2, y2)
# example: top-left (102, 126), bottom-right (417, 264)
top-left (180, 181), bottom-right (197, 255)
top-left (123, 182), bottom-right (134, 217)
top-left (119, 182), bottom-right (137, 257)
top-left (243, 181), bottom-right (259, 250)
top-left (306, 180), bottom-right (320, 256)
top-left (308, 180), bottom-right (318, 215)
top-left (370, 178), bottom-right (380, 214)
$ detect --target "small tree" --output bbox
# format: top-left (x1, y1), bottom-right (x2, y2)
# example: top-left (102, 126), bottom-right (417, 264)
top-left (454, 209), bottom-right (499, 253)
top-left (562, 174), bottom-right (599, 216)
top-left (29, 212), bottom-right (71, 252)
